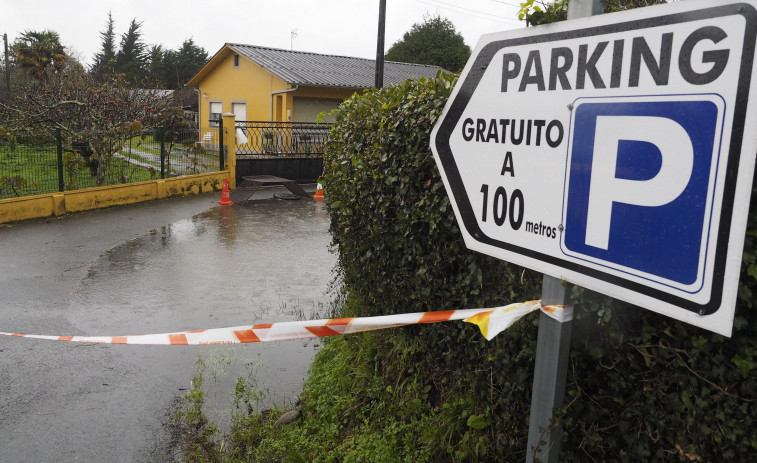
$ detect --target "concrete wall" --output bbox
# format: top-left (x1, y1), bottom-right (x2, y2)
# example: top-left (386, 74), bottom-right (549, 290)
top-left (0, 171), bottom-right (229, 224)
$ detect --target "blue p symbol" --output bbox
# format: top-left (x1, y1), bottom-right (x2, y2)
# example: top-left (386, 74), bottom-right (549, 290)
top-left (562, 99), bottom-right (722, 288)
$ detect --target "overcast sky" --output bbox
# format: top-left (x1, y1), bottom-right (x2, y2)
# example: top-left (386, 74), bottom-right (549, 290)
top-left (1, 0), bottom-right (525, 68)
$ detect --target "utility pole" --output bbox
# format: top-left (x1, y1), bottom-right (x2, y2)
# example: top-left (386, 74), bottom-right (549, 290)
top-left (374, 0), bottom-right (386, 88)
top-left (3, 33), bottom-right (10, 100)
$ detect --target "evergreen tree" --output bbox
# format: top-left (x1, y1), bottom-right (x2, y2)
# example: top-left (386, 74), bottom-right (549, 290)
top-left (161, 49), bottom-right (176, 89)
top-left (114, 19), bottom-right (146, 85)
top-left (385, 16), bottom-right (470, 73)
top-left (90, 12), bottom-right (116, 80)
top-left (146, 44), bottom-right (166, 87)
top-left (164, 38), bottom-right (208, 89)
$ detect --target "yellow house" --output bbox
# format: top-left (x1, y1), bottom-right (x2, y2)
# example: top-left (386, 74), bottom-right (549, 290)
top-left (186, 43), bottom-right (442, 130)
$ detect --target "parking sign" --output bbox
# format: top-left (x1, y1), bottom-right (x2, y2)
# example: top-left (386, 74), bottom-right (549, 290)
top-left (430, 0), bottom-right (757, 336)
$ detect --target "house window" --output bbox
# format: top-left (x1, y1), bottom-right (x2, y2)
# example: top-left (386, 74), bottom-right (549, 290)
top-left (233, 54), bottom-right (240, 68)
top-left (232, 102), bottom-right (248, 145)
top-left (209, 101), bottom-right (222, 127)
top-left (231, 102), bottom-right (247, 122)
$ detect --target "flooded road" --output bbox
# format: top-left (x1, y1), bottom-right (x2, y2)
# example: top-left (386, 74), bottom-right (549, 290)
top-left (0, 190), bottom-right (335, 462)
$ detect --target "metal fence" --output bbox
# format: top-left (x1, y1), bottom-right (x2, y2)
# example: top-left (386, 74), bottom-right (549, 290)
top-left (234, 121), bottom-right (332, 156)
top-left (0, 128), bottom-right (223, 199)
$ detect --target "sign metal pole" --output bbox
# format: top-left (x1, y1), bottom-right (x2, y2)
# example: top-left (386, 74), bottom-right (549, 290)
top-left (525, 2), bottom-right (601, 462)
top-left (526, 275), bottom-right (572, 462)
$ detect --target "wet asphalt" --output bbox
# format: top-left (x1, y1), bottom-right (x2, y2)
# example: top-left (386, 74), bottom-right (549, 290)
top-left (0, 189), bottom-right (334, 462)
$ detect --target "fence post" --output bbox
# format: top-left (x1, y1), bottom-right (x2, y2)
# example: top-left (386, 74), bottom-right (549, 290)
top-left (218, 118), bottom-right (224, 172)
top-left (56, 128), bottom-right (64, 192)
top-left (222, 113), bottom-right (237, 189)
top-left (159, 127), bottom-right (166, 179)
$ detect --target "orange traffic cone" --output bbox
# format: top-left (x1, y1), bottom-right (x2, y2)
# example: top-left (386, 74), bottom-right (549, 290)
top-left (218, 178), bottom-right (233, 205)
top-left (313, 178), bottom-right (324, 199)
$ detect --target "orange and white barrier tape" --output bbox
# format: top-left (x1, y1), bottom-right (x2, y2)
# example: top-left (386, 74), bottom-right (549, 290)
top-left (0, 300), bottom-right (572, 345)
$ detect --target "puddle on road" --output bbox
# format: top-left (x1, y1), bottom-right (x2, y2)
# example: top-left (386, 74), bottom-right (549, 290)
top-left (68, 195), bottom-right (336, 424)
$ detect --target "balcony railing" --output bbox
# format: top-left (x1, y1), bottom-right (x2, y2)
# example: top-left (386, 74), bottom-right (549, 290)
top-left (233, 121), bottom-right (332, 156)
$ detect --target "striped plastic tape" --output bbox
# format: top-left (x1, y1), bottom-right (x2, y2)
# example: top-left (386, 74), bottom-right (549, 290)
top-left (0, 300), bottom-right (570, 345)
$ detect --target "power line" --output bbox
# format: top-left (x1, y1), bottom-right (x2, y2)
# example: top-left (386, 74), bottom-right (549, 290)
top-left (431, 0), bottom-right (511, 19)
top-left (415, 0), bottom-right (522, 24)
top-left (490, 0), bottom-right (525, 8)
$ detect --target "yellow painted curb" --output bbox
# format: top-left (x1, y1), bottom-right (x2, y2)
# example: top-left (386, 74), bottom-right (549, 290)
top-left (0, 171), bottom-right (229, 224)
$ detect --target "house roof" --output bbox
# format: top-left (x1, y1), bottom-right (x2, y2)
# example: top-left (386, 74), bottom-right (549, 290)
top-left (187, 43), bottom-right (442, 89)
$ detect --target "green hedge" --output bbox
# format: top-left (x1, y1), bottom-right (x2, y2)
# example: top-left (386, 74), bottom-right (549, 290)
top-left (322, 72), bottom-right (757, 461)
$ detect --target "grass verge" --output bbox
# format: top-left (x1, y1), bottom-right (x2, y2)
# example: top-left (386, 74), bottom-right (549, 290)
top-left (172, 298), bottom-right (493, 462)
